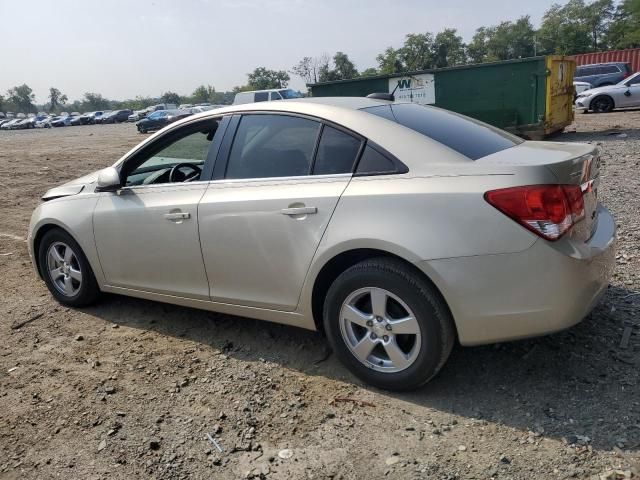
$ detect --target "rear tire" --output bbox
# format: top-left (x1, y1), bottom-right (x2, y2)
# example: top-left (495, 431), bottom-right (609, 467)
top-left (591, 95), bottom-right (614, 113)
top-left (323, 258), bottom-right (455, 391)
top-left (38, 228), bottom-right (100, 307)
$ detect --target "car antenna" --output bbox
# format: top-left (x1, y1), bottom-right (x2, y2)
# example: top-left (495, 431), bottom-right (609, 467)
top-left (366, 82), bottom-right (399, 102)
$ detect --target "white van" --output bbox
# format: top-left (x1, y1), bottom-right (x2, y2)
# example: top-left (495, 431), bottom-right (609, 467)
top-left (233, 88), bottom-right (303, 105)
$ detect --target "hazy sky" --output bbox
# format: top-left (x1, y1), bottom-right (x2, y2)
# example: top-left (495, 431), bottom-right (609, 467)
top-left (0, 0), bottom-right (560, 103)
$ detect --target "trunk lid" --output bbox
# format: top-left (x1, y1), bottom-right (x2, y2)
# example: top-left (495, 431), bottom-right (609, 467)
top-left (478, 141), bottom-right (600, 242)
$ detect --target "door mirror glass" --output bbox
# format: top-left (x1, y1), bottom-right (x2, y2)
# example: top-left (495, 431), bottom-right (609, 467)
top-left (96, 167), bottom-right (121, 192)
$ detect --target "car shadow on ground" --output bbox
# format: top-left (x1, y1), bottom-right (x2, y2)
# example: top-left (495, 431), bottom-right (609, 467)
top-left (84, 284), bottom-right (638, 452)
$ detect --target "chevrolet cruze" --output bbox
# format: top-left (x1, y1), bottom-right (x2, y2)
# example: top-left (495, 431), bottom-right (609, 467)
top-left (28, 98), bottom-right (615, 390)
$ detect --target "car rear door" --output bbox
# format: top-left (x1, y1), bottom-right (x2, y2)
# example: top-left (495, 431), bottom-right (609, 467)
top-left (197, 113), bottom-right (363, 311)
top-left (93, 118), bottom-right (226, 299)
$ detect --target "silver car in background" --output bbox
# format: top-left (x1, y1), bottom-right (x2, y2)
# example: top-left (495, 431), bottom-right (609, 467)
top-left (28, 98), bottom-right (615, 391)
top-left (575, 71), bottom-right (640, 113)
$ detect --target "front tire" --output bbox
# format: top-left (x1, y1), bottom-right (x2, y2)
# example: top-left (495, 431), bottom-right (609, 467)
top-left (38, 229), bottom-right (100, 307)
top-left (323, 258), bottom-right (455, 391)
top-left (591, 95), bottom-right (614, 113)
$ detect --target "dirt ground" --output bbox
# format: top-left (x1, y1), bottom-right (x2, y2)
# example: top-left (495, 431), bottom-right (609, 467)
top-left (0, 112), bottom-right (639, 480)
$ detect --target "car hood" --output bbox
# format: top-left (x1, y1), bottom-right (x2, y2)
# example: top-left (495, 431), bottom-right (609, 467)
top-left (41, 171), bottom-right (100, 200)
top-left (580, 84), bottom-right (626, 95)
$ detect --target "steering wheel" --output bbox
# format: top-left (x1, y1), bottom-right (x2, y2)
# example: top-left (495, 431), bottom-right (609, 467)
top-left (169, 163), bottom-right (202, 183)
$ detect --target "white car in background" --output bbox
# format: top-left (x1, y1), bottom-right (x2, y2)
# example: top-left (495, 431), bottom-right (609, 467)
top-left (233, 88), bottom-right (303, 104)
top-left (574, 81), bottom-right (592, 96)
top-left (575, 72), bottom-right (640, 113)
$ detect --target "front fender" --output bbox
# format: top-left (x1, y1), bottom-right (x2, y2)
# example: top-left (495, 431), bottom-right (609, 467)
top-left (29, 195), bottom-right (105, 285)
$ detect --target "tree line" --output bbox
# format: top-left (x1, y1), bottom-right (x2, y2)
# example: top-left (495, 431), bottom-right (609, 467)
top-left (2, 0), bottom-right (639, 115)
top-left (292, 0), bottom-right (640, 83)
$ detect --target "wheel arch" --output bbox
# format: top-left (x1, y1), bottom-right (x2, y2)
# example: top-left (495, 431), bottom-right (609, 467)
top-left (32, 222), bottom-right (85, 279)
top-left (309, 247), bottom-right (456, 337)
top-left (590, 94), bottom-right (616, 111)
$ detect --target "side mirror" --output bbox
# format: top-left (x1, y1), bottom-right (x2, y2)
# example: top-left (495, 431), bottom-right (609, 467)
top-left (625, 89), bottom-right (631, 97)
top-left (96, 167), bottom-right (122, 192)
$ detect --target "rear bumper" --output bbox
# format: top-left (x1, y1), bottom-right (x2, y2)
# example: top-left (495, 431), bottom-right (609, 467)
top-left (418, 206), bottom-right (616, 346)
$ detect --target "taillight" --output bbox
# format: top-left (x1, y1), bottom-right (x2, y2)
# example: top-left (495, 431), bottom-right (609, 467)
top-left (484, 185), bottom-right (585, 241)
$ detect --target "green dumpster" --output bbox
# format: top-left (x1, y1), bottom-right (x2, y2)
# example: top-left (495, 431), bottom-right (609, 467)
top-left (308, 56), bottom-right (575, 139)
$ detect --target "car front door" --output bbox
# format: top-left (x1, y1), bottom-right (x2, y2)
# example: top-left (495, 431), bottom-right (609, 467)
top-left (93, 118), bottom-right (224, 299)
top-left (198, 114), bottom-right (363, 311)
top-left (617, 75), bottom-right (640, 108)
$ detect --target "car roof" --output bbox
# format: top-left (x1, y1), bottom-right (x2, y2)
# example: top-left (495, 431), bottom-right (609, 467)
top-left (578, 62), bottom-right (629, 67)
top-left (119, 97), bottom-right (469, 172)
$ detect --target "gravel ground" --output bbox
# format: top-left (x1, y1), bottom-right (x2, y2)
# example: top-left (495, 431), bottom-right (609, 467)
top-left (0, 114), bottom-right (638, 480)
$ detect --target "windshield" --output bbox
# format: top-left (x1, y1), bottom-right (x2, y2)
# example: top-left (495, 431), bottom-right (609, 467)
top-left (619, 72), bottom-right (640, 85)
top-left (279, 89), bottom-right (303, 99)
top-left (148, 111), bottom-right (165, 120)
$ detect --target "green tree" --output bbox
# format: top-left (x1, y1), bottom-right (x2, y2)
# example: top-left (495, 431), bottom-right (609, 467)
top-left (583, 0), bottom-right (615, 49)
top-left (399, 33), bottom-right (435, 70)
top-left (161, 91), bottom-right (182, 105)
top-left (432, 29), bottom-right (466, 68)
top-left (467, 27), bottom-right (490, 63)
top-left (604, 0), bottom-right (640, 48)
top-left (290, 55), bottom-right (330, 84)
top-left (376, 47), bottom-right (404, 74)
top-left (318, 52), bottom-right (359, 82)
top-left (81, 92), bottom-right (111, 111)
top-left (48, 87), bottom-right (68, 113)
top-left (191, 85), bottom-right (215, 103)
top-left (360, 67), bottom-right (379, 77)
top-left (7, 84), bottom-right (36, 113)
top-left (332, 52), bottom-right (359, 79)
top-left (247, 68), bottom-right (290, 90)
top-left (467, 16), bottom-right (535, 61)
top-left (538, 1), bottom-right (594, 54)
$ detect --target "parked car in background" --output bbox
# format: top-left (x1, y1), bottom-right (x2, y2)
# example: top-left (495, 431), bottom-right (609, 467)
top-left (35, 116), bottom-right (53, 128)
top-left (128, 109), bottom-right (147, 122)
top-left (50, 115), bottom-right (74, 127)
top-left (0, 118), bottom-right (13, 128)
top-left (575, 71), bottom-right (640, 112)
top-left (233, 88), bottom-right (303, 104)
top-left (135, 109), bottom-right (192, 133)
top-left (101, 109), bottom-right (133, 124)
top-left (574, 81), bottom-right (592, 97)
top-left (70, 115), bottom-right (85, 126)
top-left (87, 111), bottom-right (107, 124)
top-left (16, 115), bottom-right (47, 129)
top-left (574, 62), bottom-right (633, 88)
top-left (1, 118), bottom-right (23, 129)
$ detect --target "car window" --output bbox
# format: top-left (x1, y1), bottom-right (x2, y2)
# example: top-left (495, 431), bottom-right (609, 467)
top-left (254, 92), bottom-right (269, 102)
top-left (362, 103), bottom-right (521, 160)
top-left (602, 65), bottom-right (619, 74)
top-left (124, 120), bottom-right (219, 186)
top-left (313, 126), bottom-right (362, 175)
top-left (355, 145), bottom-right (397, 175)
top-left (627, 75), bottom-right (640, 86)
top-left (225, 114), bottom-right (320, 179)
top-left (270, 92), bottom-right (282, 100)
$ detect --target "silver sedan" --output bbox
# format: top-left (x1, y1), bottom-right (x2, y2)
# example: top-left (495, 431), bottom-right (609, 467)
top-left (28, 98), bottom-right (616, 391)
top-left (575, 71), bottom-right (640, 112)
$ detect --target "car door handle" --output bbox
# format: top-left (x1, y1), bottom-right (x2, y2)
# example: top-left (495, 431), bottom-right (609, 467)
top-left (164, 212), bottom-right (190, 220)
top-left (280, 207), bottom-right (317, 216)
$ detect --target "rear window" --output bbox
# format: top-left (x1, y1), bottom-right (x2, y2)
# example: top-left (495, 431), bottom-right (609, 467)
top-left (362, 103), bottom-right (521, 160)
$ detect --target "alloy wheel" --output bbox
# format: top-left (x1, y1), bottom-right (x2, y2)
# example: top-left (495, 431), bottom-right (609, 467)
top-left (46, 241), bottom-right (82, 297)
top-left (339, 287), bottom-right (422, 372)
